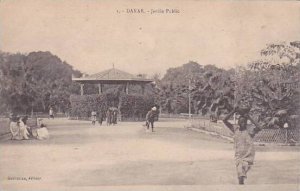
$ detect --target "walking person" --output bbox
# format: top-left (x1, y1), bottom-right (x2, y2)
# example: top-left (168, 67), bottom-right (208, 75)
top-left (146, 107), bottom-right (157, 132)
top-left (222, 106), bottom-right (262, 185)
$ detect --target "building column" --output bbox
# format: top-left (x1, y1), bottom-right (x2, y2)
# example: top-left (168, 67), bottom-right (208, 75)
top-left (141, 84), bottom-right (145, 95)
top-left (80, 84), bottom-right (84, 96)
top-left (98, 83), bottom-right (103, 94)
top-left (125, 82), bottom-right (129, 94)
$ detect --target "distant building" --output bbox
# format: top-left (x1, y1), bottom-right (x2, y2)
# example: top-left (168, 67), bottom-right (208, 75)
top-left (72, 67), bottom-right (153, 95)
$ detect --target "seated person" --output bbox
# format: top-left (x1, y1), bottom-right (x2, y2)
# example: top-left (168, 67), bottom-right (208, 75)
top-left (9, 115), bottom-right (30, 140)
top-left (9, 116), bottom-right (22, 140)
top-left (36, 118), bottom-right (49, 140)
top-left (19, 116), bottom-right (30, 140)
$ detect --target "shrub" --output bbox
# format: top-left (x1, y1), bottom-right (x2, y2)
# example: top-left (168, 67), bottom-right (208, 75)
top-left (119, 94), bottom-right (155, 120)
top-left (69, 93), bottom-right (155, 121)
top-left (69, 93), bottom-right (119, 118)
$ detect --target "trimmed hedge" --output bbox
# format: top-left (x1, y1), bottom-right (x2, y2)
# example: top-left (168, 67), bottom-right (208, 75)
top-left (70, 93), bottom-right (118, 118)
top-left (119, 94), bottom-right (155, 120)
top-left (69, 93), bottom-right (155, 121)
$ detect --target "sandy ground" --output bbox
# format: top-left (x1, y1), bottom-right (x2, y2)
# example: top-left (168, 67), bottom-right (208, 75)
top-left (0, 118), bottom-right (299, 191)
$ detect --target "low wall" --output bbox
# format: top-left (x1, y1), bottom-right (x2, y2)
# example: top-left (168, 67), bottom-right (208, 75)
top-left (68, 116), bottom-right (144, 122)
top-left (0, 118), bottom-right (10, 136)
top-left (190, 119), bottom-right (300, 144)
top-left (159, 113), bottom-right (207, 120)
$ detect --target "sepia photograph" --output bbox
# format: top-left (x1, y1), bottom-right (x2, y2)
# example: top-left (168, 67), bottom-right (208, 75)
top-left (0, 1), bottom-right (299, 191)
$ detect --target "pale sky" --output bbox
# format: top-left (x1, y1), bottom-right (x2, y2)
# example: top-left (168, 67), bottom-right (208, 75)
top-left (0, 0), bottom-right (300, 76)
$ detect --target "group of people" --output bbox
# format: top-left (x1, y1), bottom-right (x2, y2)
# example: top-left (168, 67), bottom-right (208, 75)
top-left (7, 104), bottom-right (264, 185)
top-left (9, 104), bottom-right (268, 185)
top-left (91, 107), bottom-right (118, 126)
top-left (9, 115), bottom-right (30, 140)
top-left (7, 102), bottom-right (270, 185)
top-left (9, 114), bottom-right (49, 140)
top-left (90, 106), bottom-right (159, 132)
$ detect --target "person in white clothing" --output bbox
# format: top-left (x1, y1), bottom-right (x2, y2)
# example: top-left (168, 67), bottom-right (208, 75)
top-left (19, 117), bottom-right (30, 140)
top-left (91, 111), bottom-right (97, 125)
top-left (36, 127), bottom-right (49, 140)
top-left (49, 107), bottom-right (54, 119)
top-left (35, 118), bottom-right (49, 140)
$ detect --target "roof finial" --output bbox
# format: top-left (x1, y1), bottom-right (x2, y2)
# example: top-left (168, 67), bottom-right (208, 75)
top-left (112, 63), bottom-right (116, 75)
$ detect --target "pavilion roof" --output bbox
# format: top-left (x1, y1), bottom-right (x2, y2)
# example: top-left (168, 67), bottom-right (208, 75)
top-left (72, 68), bottom-right (153, 84)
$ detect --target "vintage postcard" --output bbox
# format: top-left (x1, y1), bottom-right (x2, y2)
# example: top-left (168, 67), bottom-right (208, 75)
top-left (0, 1), bottom-right (299, 191)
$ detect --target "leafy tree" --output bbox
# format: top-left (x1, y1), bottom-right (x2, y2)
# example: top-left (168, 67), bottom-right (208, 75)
top-left (236, 42), bottom-right (300, 128)
top-left (0, 51), bottom-right (82, 115)
top-left (156, 61), bottom-right (234, 115)
top-left (0, 52), bottom-right (34, 113)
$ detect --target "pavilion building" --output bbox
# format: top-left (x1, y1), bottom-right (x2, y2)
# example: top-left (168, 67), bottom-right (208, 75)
top-left (72, 67), bottom-right (153, 95)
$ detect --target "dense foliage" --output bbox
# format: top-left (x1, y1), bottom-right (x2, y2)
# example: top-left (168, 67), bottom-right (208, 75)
top-left (154, 61), bottom-right (234, 119)
top-left (1, 41), bottom-right (299, 127)
top-left (119, 94), bottom-right (155, 119)
top-left (236, 42), bottom-right (300, 128)
top-left (69, 93), bottom-right (119, 118)
top-left (153, 42), bottom-right (300, 128)
top-left (69, 93), bottom-right (155, 120)
top-left (0, 51), bottom-right (82, 115)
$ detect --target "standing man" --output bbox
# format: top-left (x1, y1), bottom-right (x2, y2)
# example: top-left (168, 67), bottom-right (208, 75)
top-left (91, 110), bottom-right (97, 125)
top-left (112, 109), bottom-right (118, 125)
top-left (106, 108), bottom-right (112, 126)
top-left (146, 107), bottom-right (157, 132)
top-left (49, 107), bottom-right (54, 119)
top-left (222, 106), bottom-right (262, 185)
top-left (98, 110), bottom-right (104, 126)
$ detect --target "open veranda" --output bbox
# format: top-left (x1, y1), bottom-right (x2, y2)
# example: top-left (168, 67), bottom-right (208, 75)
top-left (0, 118), bottom-right (299, 191)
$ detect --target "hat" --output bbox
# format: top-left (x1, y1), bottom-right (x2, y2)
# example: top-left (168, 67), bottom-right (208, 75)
top-left (152, 107), bottom-right (157, 111)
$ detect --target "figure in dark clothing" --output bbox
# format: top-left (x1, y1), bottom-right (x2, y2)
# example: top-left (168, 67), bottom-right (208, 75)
top-left (112, 109), bottom-right (118, 125)
top-left (106, 109), bottom-right (112, 126)
top-left (146, 107), bottom-right (157, 132)
top-left (21, 116), bottom-right (32, 137)
top-left (98, 111), bottom-right (104, 126)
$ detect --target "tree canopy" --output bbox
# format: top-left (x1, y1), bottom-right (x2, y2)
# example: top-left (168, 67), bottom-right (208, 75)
top-left (1, 41), bottom-right (299, 128)
top-left (0, 51), bottom-right (82, 115)
top-left (153, 41), bottom-right (299, 128)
